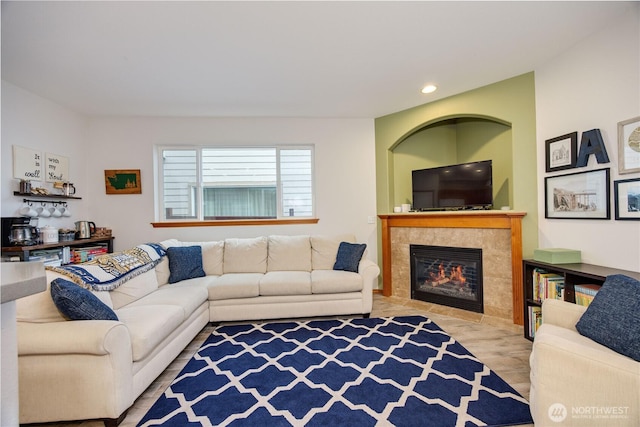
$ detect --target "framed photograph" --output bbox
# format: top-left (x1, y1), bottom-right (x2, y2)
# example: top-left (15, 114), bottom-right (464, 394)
top-left (614, 178), bottom-right (640, 220)
top-left (545, 132), bottom-right (577, 172)
top-left (618, 116), bottom-right (640, 174)
top-left (104, 169), bottom-right (141, 194)
top-left (545, 168), bottom-right (610, 219)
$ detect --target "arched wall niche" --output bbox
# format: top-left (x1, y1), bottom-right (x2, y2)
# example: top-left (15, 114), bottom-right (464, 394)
top-left (375, 72), bottom-right (538, 270)
top-left (389, 114), bottom-right (513, 211)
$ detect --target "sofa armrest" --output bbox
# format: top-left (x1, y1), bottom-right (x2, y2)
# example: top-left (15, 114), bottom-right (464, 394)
top-left (530, 323), bottom-right (640, 426)
top-left (541, 298), bottom-right (587, 332)
top-left (358, 259), bottom-right (380, 292)
top-left (18, 320), bottom-right (131, 356)
top-left (17, 320), bottom-right (135, 424)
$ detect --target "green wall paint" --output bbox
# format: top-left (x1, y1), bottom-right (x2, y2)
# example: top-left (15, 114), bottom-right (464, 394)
top-left (375, 72), bottom-right (538, 263)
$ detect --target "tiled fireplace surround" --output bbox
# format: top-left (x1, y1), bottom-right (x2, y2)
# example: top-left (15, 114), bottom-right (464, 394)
top-left (379, 211), bottom-right (526, 325)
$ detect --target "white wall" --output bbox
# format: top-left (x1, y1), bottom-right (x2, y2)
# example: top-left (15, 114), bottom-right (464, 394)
top-left (535, 3), bottom-right (640, 272)
top-left (84, 116), bottom-right (379, 261)
top-left (1, 81), bottom-right (89, 228)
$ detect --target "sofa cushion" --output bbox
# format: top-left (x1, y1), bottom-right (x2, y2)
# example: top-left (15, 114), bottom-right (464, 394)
top-left (110, 269), bottom-right (160, 310)
top-left (182, 241), bottom-right (224, 276)
top-left (50, 279), bottom-right (118, 321)
top-left (115, 304), bottom-right (184, 362)
top-left (128, 283), bottom-right (209, 320)
top-left (260, 271), bottom-right (311, 296)
top-left (267, 235), bottom-right (311, 272)
top-left (311, 270), bottom-right (363, 294)
top-left (575, 274), bottom-right (640, 362)
top-left (161, 239), bottom-right (225, 276)
top-left (223, 237), bottom-right (268, 273)
top-left (167, 246), bottom-right (206, 284)
top-left (333, 242), bottom-right (367, 273)
top-left (208, 273), bottom-right (261, 300)
top-left (311, 234), bottom-right (356, 270)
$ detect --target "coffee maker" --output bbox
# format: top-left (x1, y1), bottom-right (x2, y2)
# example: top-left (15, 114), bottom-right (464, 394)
top-left (2, 216), bottom-right (38, 246)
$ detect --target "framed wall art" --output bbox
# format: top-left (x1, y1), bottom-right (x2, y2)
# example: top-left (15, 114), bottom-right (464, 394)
top-left (618, 116), bottom-right (640, 174)
top-left (104, 169), bottom-right (141, 194)
top-left (545, 168), bottom-right (610, 219)
top-left (45, 152), bottom-right (70, 183)
top-left (614, 178), bottom-right (640, 220)
top-left (545, 132), bottom-right (577, 172)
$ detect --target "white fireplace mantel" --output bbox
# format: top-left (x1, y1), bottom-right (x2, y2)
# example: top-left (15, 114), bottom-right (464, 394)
top-left (378, 210), bottom-right (526, 325)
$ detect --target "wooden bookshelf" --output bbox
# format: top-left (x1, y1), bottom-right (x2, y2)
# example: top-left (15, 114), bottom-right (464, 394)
top-left (2, 236), bottom-right (114, 263)
top-left (522, 259), bottom-right (640, 341)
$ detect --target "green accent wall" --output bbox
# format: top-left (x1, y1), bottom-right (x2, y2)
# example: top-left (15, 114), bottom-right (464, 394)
top-left (375, 72), bottom-right (538, 262)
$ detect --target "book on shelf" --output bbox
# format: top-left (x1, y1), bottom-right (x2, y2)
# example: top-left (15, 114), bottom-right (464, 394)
top-left (69, 244), bottom-right (109, 263)
top-left (528, 306), bottom-right (542, 338)
top-left (574, 284), bottom-right (600, 307)
top-left (532, 268), bottom-right (565, 302)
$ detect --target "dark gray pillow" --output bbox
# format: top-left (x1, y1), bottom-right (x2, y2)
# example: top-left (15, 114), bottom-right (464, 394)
top-left (333, 242), bottom-right (366, 273)
top-left (167, 245), bottom-right (206, 283)
top-left (575, 274), bottom-right (640, 361)
top-left (51, 278), bottom-right (118, 321)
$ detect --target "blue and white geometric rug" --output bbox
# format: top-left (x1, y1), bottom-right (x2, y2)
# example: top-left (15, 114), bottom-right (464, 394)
top-left (138, 316), bottom-right (533, 427)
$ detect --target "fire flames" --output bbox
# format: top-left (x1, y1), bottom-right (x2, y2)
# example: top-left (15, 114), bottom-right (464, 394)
top-left (427, 263), bottom-right (467, 288)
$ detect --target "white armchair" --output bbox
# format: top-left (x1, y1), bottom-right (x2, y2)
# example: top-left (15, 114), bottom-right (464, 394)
top-left (529, 299), bottom-right (640, 426)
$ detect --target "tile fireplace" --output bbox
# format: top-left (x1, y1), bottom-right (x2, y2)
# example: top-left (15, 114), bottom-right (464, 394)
top-left (410, 244), bottom-right (483, 313)
top-left (378, 211), bottom-right (526, 324)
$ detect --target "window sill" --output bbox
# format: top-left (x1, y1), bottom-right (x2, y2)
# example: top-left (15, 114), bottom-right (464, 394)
top-left (151, 218), bottom-right (319, 228)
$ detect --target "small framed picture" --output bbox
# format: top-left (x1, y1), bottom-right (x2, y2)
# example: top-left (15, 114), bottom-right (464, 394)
top-left (545, 132), bottom-right (577, 172)
top-left (545, 168), bottom-right (610, 219)
top-left (104, 169), bottom-right (141, 194)
top-left (614, 178), bottom-right (640, 220)
top-left (618, 116), bottom-right (640, 174)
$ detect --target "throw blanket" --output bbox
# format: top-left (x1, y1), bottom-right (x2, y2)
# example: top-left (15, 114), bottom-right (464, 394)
top-left (47, 243), bottom-right (166, 291)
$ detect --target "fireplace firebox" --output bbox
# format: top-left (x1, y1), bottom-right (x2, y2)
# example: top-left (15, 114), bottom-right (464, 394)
top-left (410, 244), bottom-right (483, 313)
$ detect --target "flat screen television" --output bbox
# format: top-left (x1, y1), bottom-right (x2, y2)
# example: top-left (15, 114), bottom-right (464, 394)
top-left (412, 160), bottom-right (493, 211)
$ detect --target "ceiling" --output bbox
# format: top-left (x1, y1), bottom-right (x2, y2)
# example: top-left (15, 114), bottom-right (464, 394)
top-left (1, 1), bottom-right (633, 118)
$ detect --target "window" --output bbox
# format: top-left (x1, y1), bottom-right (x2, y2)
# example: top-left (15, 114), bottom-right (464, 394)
top-left (157, 146), bottom-right (314, 221)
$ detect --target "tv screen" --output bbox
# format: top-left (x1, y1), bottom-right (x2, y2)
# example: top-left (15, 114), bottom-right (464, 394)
top-left (412, 160), bottom-right (493, 211)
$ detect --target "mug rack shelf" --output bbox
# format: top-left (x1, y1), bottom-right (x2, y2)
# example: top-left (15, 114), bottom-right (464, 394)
top-left (14, 191), bottom-right (82, 200)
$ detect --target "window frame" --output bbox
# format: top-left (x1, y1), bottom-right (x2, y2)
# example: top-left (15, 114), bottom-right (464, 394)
top-left (153, 145), bottom-right (316, 227)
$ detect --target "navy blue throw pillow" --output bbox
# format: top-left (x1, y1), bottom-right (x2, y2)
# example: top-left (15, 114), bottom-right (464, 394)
top-left (167, 246), bottom-right (206, 284)
top-left (575, 274), bottom-right (640, 362)
top-left (333, 242), bottom-right (366, 273)
top-left (50, 278), bottom-right (118, 321)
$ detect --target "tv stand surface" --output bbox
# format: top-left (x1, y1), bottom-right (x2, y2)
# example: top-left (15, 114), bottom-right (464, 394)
top-left (413, 205), bottom-right (493, 213)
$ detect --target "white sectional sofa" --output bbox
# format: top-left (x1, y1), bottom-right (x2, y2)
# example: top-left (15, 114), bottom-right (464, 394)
top-left (16, 234), bottom-right (379, 426)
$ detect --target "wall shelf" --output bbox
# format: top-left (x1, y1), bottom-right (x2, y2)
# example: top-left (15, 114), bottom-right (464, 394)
top-left (13, 191), bottom-right (81, 200)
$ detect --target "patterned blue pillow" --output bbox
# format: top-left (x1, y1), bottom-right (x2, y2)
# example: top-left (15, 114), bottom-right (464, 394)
top-left (575, 274), bottom-right (640, 361)
top-left (51, 278), bottom-right (118, 321)
top-left (333, 242), bottom-right (367, 273)
top-left (167, 246), bottom-right (206, 284)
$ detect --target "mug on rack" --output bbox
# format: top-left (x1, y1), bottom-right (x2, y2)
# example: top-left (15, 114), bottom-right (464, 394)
top-left (48, 206), bottom-right (62, 218)
top-left (36, 205), bottom-right (51, 218)
top-left (59, 206), bottom-right (72, 217)
top-left (18, 203), bottom-right (38, 217)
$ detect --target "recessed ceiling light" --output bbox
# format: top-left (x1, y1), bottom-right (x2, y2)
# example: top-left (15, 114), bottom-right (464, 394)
top-left (421, 84), bottom-right (437, 94)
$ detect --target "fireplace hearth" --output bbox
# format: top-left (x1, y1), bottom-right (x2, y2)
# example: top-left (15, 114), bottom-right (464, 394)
top-left (410, 244), bottom-right (483, 313)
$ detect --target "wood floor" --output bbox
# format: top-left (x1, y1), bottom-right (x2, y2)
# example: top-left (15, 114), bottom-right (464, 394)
top-left (34, 294), bottom-right (534, 427)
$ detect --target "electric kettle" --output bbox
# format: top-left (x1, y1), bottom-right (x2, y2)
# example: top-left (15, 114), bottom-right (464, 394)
top-left (75, 221), bottom-right (96, 239)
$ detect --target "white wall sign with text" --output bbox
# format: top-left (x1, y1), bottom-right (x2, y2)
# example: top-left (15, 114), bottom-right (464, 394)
top-left (45, 152), bottom-right (69, 182)
top-left (12, 145), bottom-right (43, 181)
